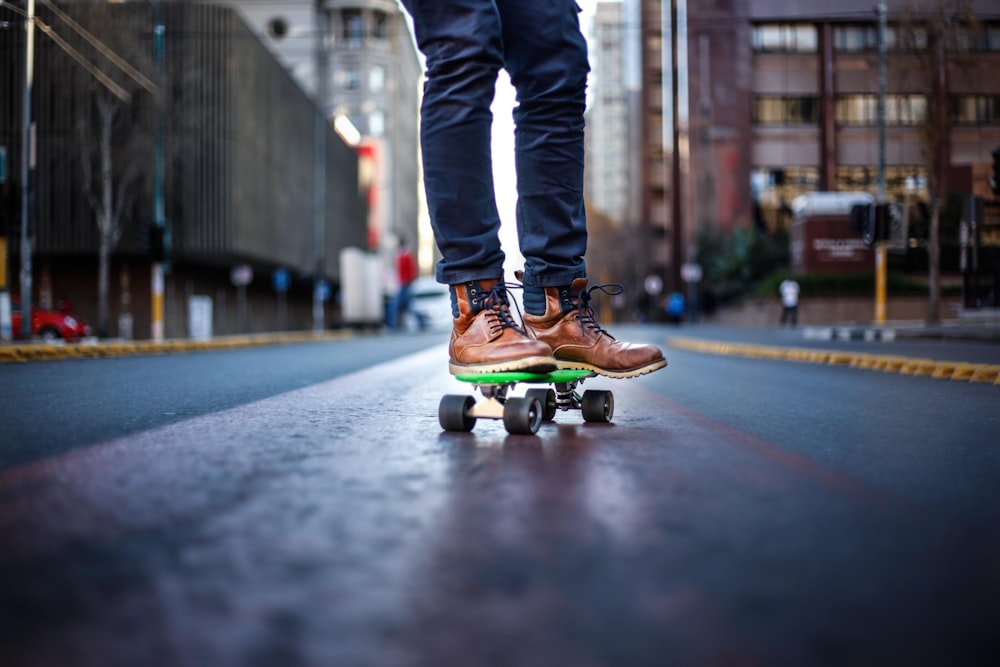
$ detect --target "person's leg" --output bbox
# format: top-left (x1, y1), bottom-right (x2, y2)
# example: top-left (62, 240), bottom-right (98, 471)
top-left (397, 282), bottom-right (413, 329)
top-left (400, 0), bottom-right (555, 374)
top-left (499, 1), bottom-right (665, 378)
top-left (401, 0), bottom-right (506, 285)
top-left (386, 290), bottom-right (399, 330)
top-left (497, 0), bottom-right (590, 290)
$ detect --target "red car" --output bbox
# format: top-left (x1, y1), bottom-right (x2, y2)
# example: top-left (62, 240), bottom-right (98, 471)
top-left (10, 297), bottom-right (92, 342)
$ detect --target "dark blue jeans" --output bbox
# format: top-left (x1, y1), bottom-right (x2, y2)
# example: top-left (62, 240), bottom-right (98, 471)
top-left (401, 0), bottom-right (590, 288)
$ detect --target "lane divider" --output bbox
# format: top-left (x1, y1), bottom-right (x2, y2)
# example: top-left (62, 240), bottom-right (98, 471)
top-left (666, 336), bottom-right (1000, 386)
top-left (0, 331), bottom-right (353, 364)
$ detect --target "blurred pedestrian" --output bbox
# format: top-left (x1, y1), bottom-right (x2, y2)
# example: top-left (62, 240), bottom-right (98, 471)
top-left (779, 278), bottom-right (800, 327)
top-left (400, 0), bottom-right (666, 377)
top-left (666, 291), bottom-right (685, 325)
top-left (387, 238), bottom-right (421, 330)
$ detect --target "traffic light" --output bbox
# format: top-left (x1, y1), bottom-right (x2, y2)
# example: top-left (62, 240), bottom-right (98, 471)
top-left (148, 223), bottom-right (172, 262)
top-left (991, 147), bottom-right (1000, 198)
top-left (850, 203), bottom-right (877, 245)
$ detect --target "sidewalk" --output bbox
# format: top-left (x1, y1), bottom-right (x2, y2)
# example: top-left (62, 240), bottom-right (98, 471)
top-left (801, 316), bottom-right (1000, 345)
top-left (665, 321), bottom-right (1000, 385)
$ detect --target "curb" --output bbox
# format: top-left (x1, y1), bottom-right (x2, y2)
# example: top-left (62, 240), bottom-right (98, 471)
top-left (666, 336), bottom-right (1000, 386)
top-left (0, 331), bottom-right (354, 364)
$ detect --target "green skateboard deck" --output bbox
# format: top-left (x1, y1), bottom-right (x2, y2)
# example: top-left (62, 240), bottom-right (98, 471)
top-left (454, 368), bottom-right (593, 385)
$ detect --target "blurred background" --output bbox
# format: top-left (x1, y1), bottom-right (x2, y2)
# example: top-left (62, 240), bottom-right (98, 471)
top-left (1, 0), bottom-right (999, 341)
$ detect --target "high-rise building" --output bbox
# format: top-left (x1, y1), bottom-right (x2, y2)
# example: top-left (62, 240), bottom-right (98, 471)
top-left (587, 2), bottom-right (630, 224)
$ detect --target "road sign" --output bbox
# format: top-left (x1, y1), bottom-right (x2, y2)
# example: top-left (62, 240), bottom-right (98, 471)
top-left (315, 280), bottom-right (331, 302)
top-left (230, 264), bottom-right (253, 287)
top-left (681, 262), bottom-right (703, 283)
top-left (272, 268), bottom-right (290, 293)
top-left (644, 274), bottom-right (663, 296)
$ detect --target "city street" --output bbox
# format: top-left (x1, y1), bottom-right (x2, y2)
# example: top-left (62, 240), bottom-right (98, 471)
top-left (1, 325), bottom-right (998, 666)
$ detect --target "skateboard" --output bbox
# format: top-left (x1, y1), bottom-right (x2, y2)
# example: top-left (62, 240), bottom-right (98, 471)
top-left (438, 369), bottom-right (613, 435)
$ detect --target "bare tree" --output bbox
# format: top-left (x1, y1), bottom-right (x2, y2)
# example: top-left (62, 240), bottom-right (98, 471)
top-left (77, 93), bottom-right (142, 336)
top-left (892, 0), bottom-right (980, 323)
top-left (46, 0), bottom-right (155, 336)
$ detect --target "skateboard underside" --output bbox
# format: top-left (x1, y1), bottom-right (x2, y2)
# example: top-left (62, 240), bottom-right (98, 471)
top-left (439, 369), bottom-right (613, 435)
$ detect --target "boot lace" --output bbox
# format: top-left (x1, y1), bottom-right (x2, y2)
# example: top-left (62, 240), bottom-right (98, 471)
top-left (573, 283), bottom-right (624, 339)
top-left (481, 283), bottom-right (529, 337)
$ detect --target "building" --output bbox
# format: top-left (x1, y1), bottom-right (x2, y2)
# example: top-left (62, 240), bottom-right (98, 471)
top-left (616, 0), bottom-right (1000, 294)
top-left (586, 1), bottom-right (631, 225)
top-left (1, 1), bottom-right (367, 339)
top-left (210, 0), bottom-right (423, 273)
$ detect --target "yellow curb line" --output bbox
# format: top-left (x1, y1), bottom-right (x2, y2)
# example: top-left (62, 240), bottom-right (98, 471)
top-left (666, 337), bottom-right (1000, 386)
top-left (0, 331), bottom-right (354, 364)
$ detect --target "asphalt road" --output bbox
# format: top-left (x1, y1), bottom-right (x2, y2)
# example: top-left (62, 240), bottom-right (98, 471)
top-left (0, 332), bottom-right (446, 469)
top-left (1, 326), bottom-right (997, 666)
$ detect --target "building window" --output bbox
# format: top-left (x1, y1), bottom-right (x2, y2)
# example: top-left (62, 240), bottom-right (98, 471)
top-left (985, 24), bottom-right (1000, 51)
top-left (343, 9), bottom-right (363, 48)
top-left (752, 23), bottom-right (817, 53)
top-left (833, 25), bottom-right (876, 52)
top-left (338, 67), bottom-right (361, 91)
top-left (833, 25), bottom-right (929, 51)
top-left (836, 166), bottom-right (927, 195)
top-left (752, 96), bottom-right (819, 125)
top-left (369, 110), bottom-right (385, 137)
top-left (835, 94), bottom-right (926, 126)
top-left (955, 23), bottom-right (1000, 51)
top-left (369, 65), bottom-right (385, 93)
top-left (949, 95), bottom-right (1000, 124)
top-left (372, 11), bottom-right (388, 39)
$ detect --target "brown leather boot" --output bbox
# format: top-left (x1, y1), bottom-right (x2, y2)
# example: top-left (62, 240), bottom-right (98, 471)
top-left (522, 278), bottom-right (667, 378)
top-left (449, 279), bottom-right (556, 375)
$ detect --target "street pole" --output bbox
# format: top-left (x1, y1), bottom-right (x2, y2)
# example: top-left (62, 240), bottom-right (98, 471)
top-left (19, 0), bottom-right (35, 338)
top-left (150, 0), bottom-right (165, 342)
top-left (874, 1), bottom-right (888, 325)
top-left (313, 4), bottom-right (330, 333)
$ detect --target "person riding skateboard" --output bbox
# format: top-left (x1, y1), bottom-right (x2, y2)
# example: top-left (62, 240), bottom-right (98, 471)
top-left (400, 0), bottom-right (666, 379)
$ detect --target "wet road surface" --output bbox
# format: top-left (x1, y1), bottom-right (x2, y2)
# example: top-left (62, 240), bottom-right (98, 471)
top-left (1, 335), bottom-right (997, 666)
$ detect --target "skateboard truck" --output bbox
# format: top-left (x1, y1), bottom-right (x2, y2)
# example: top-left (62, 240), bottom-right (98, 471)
top-left (439, 369), bottom-right (614, 435)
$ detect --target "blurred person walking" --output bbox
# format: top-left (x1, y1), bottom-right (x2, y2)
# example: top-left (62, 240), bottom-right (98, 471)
top-left (779, 278), bottom-right (800, 327)
top-left (387, 238), bottom-right (422, 331)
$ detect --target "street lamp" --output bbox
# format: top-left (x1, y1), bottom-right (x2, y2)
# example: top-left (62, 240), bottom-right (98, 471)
top-left (148, 0), bottom-right (166, 342)
top-left (19, 0), bottom-right (36, 338)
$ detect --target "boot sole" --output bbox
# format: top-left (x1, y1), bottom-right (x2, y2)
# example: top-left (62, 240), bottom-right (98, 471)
top-left (449, 355), bottom-right (557, 376)
top-left (554, 357), bottom-right (668, 379)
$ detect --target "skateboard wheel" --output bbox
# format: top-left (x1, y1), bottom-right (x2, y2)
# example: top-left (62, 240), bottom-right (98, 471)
top-left (581, 390), bottom-right (614, 423)
top-left (525, 388), bottom-right (557, 422)
top-left (439, 394), bottom-right (476, 432)
top-left (503, 396), bottom-right (543, 435)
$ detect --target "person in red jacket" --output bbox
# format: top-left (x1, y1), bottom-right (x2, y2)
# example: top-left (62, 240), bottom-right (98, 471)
top-left (388, 238), bottom-right (425, 330)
